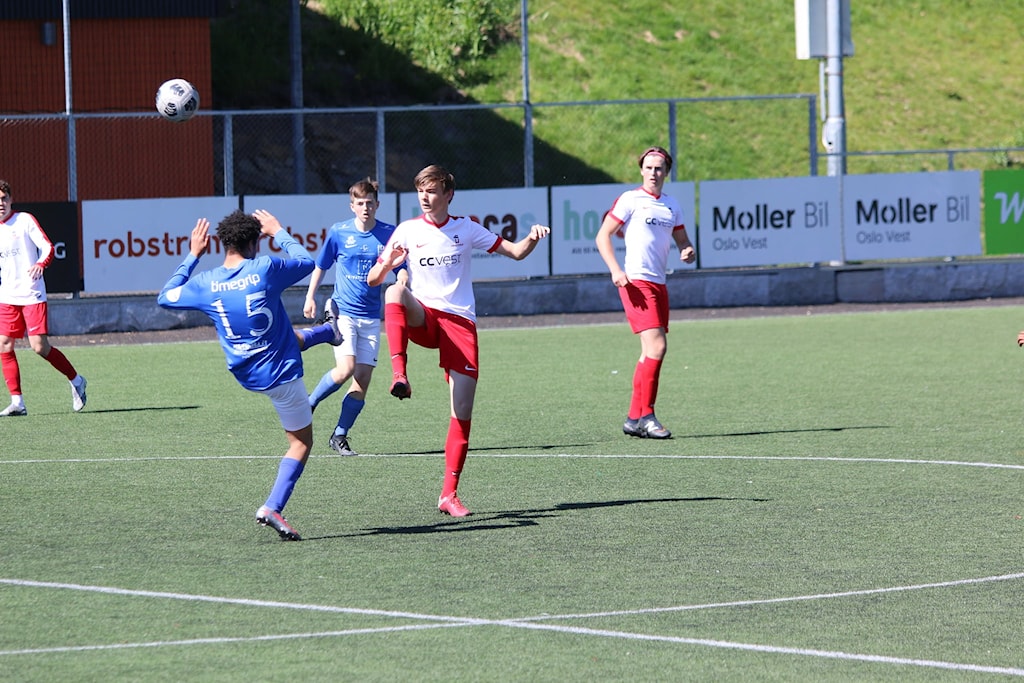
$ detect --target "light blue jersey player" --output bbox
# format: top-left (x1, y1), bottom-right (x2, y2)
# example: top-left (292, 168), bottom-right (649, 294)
top-left (158, 209), bottom-right (342, 541)
top-left (303, 178), bottom-right (407, 456)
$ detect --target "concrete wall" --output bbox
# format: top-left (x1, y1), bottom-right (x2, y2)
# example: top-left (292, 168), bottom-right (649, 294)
top-left (47, 258), bottom-right (1024, 336)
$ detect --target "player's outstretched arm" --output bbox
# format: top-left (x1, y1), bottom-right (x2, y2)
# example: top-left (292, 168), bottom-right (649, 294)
top-left (496, 223), bottom-right (550, 261)
top-left (252, 209), bottom-right (283, 238)
top-left (189, 218), bottom-right (210, 257)
top-left (158, 218), bottom-right (209, 308)
top-left (1017, 331), bottom-right (1024, 347)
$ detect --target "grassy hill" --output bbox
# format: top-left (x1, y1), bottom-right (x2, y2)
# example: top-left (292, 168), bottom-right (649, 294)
top-left (213, 0), bottom-right (1024, 185)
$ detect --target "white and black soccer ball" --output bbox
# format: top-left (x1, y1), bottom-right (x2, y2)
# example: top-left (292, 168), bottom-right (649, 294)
top-left (155, 78), bottom-right (199, 123)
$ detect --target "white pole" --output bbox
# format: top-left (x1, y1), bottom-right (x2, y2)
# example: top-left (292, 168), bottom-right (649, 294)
top-left (823, 0), bottom-right (846, 176)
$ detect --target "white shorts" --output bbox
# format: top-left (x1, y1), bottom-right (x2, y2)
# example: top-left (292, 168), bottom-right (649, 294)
top-left (259, 378), bottom-right (313, 432)
top-left (333, 315), bottom-right (381, 367)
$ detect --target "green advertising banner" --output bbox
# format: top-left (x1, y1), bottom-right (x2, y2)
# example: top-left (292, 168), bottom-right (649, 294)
top-left (983, 168), bottom-right (1024, 255)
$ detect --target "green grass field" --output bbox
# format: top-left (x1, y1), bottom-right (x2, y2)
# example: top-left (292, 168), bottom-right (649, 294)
top-left (3, 305), bottom-right (1024, 681)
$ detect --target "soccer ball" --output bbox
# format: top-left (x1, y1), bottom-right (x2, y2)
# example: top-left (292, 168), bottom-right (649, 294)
top-left (155, 78), bottom-right (199, 123)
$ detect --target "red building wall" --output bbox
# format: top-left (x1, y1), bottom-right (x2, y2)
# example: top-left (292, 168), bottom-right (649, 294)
top-left (1, 17), bottom-right (214, 201)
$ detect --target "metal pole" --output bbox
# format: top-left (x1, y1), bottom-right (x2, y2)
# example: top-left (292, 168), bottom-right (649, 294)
top-left (376, 110), bottom-right (386, 192)
top-left (223, 114), bottom-right (234, 196)
top-left (823, 0), bottom-right (846, 176)
top-left (63, 0), bottom-right (76, 202)
top-left (521, 0), bottom-right (534, 187)
top-left (290, 0), bottom-right (306, 193)
top-left (667, 101), bottom-right (677, 182)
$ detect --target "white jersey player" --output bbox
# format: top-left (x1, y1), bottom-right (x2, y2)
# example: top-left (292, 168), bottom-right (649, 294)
top-left (595, 146), bottom-right (695, 439)
top-left (0, 179), bottom-right (87, 416)
top-left (366, 164), bottom-right (550, 517)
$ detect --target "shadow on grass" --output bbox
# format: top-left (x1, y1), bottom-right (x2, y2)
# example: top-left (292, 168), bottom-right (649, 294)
top-left (680, 425), bottom-right (891, 439)
top-left (76, 406), bottom-right (203, 414)
top-left (303, 495), bottom-right (769, 541)
top-left (380, 426), bottom-right (890, 455)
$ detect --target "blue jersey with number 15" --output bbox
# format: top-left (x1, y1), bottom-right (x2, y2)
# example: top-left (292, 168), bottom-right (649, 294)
top-left (158, 232), bottom-right (314, 391)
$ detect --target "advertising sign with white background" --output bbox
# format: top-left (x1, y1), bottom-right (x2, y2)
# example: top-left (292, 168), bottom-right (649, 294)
top-left (243, 193), bottom-right (398, 287)
top-left (697, 176), bottom-right (842, 268)
top-left (550, 182), bottom-right (697, 276)
top-left (841, 170), bottom-right (981, 261)
top-left (83, 196), bottom-right (240, 293)
top-left (397, 186), bottom-right (549, 280)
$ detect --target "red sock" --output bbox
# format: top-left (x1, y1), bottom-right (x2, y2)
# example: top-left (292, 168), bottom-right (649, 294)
top-left (644, 358), bottom-right (663, 415)
top-left (1, 351), bottom-right (22, 395)
top-left (384, 303), bottom-right (408, 375)
top-left (629, 358), bottom-right (645, 419)
top-left (442, 417), bottom-right (471, 497)
top-left (44, 347), bottom-right (77, 381)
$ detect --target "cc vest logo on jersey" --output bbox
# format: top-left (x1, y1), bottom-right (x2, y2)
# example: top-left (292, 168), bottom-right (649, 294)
top-left (644, 216), bottom-right (674, 228)
top-left (419, 253), bottom-right (462, 267)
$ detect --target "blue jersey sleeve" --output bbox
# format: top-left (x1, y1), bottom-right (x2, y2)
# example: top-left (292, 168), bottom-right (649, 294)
top-left (156, 233), bottom-right (313, 391)
top-left (315, 224), bottom-right (342, 271)
top-left (157, 254), bottom-right (201, 308)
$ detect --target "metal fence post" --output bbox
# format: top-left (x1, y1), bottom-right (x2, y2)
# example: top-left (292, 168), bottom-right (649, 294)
top-left (376, 110), bottom-right (387, 192)
top-left (222, 113), bottom-right (234, 196)
top-left (668, 101), bottom-right (677, 182)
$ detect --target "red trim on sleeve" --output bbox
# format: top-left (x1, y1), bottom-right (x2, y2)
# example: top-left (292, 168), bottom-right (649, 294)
top-left (486, 235), bottom-right (502, 254)
top-left (27, 213), bottom-right (55, 269)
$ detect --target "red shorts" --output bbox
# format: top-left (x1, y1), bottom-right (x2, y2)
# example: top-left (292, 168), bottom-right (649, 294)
top-left (0, 302), bottom-right (49, 338)
top-left (408, 307), bottom-right (480, 380)
top-left (619, 280), bottom-right (669, 334)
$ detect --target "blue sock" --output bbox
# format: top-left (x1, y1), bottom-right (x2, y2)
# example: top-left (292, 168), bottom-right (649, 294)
top-left (337, 394), bottom-right (365, 435)
top-left (263, 457), bottom-right (305, 512)
top-left (299, 323), bottom-right (333, 349)
top-left (309, 371), bottom-right (342, 410)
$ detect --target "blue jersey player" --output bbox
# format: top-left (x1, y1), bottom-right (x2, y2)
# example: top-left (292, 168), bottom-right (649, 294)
top-left (157, 209), bottom-right (342, 541)
top-left (303, 178), bottom-right (407, 456)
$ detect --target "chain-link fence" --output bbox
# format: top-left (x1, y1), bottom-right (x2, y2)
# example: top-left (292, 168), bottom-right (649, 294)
top-left (3, 94), bottom-right (821, 201)
top-left (5, 94), bottom-right (1023, 203)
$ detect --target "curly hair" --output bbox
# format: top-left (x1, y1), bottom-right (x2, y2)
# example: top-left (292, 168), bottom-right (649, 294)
top-left (216, 210), bottom-right (261, 252)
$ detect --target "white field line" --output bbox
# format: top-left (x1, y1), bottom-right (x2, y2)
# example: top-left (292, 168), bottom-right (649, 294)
top-left (494, 621), bottom-right (1024, 677)
top-left (0, 578), bottom-right (487, 623)
top-left (513, 572), bottom-right (1024, 621)
top-left (2, 575), bottom-right (1022, 676)
top-left (3, 453), bottom-right (1024, 470)
top-left (0, 622), bottom-right (466, 657)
